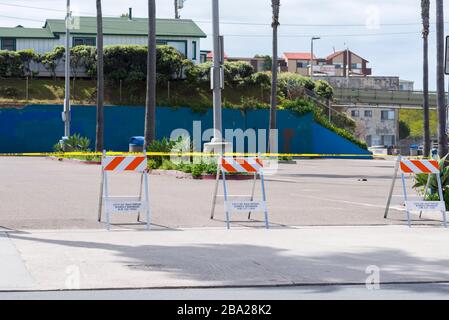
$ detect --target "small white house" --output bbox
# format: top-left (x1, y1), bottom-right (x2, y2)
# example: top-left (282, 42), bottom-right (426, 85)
top-left (0, 15), bottom-right (206, 67)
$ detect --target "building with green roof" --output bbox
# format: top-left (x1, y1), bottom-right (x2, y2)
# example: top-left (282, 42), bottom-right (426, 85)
top-left (0, 16), bottom-right (207, 63)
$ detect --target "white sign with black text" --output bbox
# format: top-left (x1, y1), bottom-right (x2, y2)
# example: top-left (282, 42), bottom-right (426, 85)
top-left (406, 201), bottom-right (446, 212)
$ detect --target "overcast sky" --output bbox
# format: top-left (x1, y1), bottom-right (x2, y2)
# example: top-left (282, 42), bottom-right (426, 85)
top-left (1, 0), bottom-right (449, 90)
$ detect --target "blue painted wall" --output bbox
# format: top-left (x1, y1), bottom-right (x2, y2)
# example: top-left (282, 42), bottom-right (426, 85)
top-left (0, 104), bottom-right (371, 156)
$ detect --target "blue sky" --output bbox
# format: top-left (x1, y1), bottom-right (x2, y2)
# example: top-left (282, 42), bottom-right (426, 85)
top-left (1, 0), bottom-right (449, 90)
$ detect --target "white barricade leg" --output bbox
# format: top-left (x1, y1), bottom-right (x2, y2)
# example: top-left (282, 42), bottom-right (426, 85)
top-left (98, 170), bottom-right (104, 222)
top-left (137, 173), bottom-right (144, 222)
top-left (144, 171), bottom-right (151, 230)
top-left (401, 173), bottom-right (412, 227)
top-left (436, 174), bottom-right (448, 228)
top-left (210, 162), bottom-right (221, 220)
top-left (260, 172), bottom-right (269, 230)
top-left (248, 173), bottom-right (257, 220)
top-left (104, 171), bottom-right (111, 231)
top-left (385, 156), bottom-right (401, 219)
top-left (222, 169), bottom-right (231, 230)
top-left (420, 175), bottom-right (432, 219)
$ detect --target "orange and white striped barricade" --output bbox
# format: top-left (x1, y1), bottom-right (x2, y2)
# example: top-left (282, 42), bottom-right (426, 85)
top-left (98, 151), bottom-right (150, 230)
top-left (210, 157), bottom-right (269, 229)
top-left (385, 155), bottom-right (447, 227)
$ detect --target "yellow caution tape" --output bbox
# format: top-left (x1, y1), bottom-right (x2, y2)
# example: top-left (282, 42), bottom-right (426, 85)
top-left (0, 151), bottom-right (392, 158)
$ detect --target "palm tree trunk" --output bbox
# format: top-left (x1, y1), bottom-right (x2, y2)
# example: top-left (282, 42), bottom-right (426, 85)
top-left (95, 0), bottom-right (104, 152)
top-left (422, 0), bottom-right (431, 157)
top-left (269, 0), bottom-right (280, 151)
top-left (144, 0), bottom-right (157, 149)
top-left (436, 0), bottom-right (447, 158)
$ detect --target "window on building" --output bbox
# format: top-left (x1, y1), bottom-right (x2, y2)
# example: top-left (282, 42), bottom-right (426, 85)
top-left (73, 37), bottom-right (96, 47)
top-left (296, 61), bottom-right (307, 68)
top-left (1, 38), bottom-right (16, 51)
top-left (365, 135), bottom-right (372, 147)
top-left (381, 110), bottom-right (395, 120)
top-left (334, 64), bottom-right (342, 69)
top-left (192, 41), bottom-right (197, 60)
top-left (382, 135), bottom-right (396, 146)
top-left (156, 40), bottom-right (187, 57)
top-left (351, 110), bottom-right (360, 117)
top-left (364, 110), bottom-right (373, 118)
top-left (351, 63), bottom-right (361, 69)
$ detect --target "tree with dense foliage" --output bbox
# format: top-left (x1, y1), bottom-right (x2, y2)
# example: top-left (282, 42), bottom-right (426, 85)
top-left (41, 46), bottom-right (65, 79)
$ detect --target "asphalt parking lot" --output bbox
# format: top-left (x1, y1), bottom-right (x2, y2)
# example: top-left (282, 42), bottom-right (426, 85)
top-left (0, 157), bottom-right (444, 230)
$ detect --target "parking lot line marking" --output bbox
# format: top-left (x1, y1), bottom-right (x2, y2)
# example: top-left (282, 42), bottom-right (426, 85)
top-left (295, 194), bottom-right (389, 210)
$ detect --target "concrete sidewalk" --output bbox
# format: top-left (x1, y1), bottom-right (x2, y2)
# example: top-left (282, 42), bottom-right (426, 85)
top-left (1, 226), bottom-right (449, 291)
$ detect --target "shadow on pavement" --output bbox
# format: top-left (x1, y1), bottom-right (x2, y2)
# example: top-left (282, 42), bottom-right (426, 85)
top-left (7, 232), bottom-right (449, 295)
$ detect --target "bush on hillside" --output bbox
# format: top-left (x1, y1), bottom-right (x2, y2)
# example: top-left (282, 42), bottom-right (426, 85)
top-left (40, 46), bottom-right (65, 79)
top-left (0, 50), bottom-right (38, 78)
top-left (314, 80), bottom-right (334, 100)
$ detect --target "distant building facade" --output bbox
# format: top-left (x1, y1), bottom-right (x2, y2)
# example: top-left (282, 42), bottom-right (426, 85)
top-left (346, 107), bottom-right (399, 148)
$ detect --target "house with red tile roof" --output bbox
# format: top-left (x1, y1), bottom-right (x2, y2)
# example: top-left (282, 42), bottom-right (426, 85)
top-left (283, 52), bottom-right (317, 76)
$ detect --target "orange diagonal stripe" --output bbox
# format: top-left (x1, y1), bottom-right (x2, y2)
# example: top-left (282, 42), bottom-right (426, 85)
top-left (255, 158), bottom-right (263, 167)
top-left (400, 162), bottom-right (413, 173)
top-left (124, 157), bottom-right (145, 171)
top-left (104, 156), bottom-right (125, 171)
top-left (221, 159), bottom-right (237, 173)
top-left (238, 159), bottom-right (257, 173)
top-left (410, 160), bottom-right (431, 173)
top-left (429, 160), bottom-right (440, 171)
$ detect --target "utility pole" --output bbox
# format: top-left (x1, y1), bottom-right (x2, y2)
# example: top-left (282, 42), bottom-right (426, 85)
top-left (63, 0), bottom-right (71, 138)
top-left (211, 0), bottom-right (223, 142)
top-left (175, 0), bottom-right (186, 19)
top-left (175, 0), bottom-right (180, 19)
top-left (310, 36), bottom-right (320, 80)
top-left (204, 0), bottom-right (227, 153)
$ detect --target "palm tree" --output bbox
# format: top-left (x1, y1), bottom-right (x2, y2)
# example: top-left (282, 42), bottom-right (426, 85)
top-left (144, 0), bottom-right (157, 149)
top-left (95, 0), bottom-right (104, 152)
top-left (422, 0), bottom-right (431, 157)
top-left (269, 0), bottom-right (280, 149)
top-left (436, 0), bottom-right (447, 158)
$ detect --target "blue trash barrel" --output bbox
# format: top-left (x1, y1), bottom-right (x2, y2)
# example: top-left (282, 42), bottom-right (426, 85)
top-left (129, 136), bottom-right (144, 152)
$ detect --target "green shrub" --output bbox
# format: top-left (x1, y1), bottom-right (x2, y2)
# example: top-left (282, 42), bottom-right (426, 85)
top-left (17, 49), bottom-right (39, 77)
top-left (278, 72), bottom-right (315, 99)
top-left (224, 61), bottom-right (254, 86)
top-left (146, 137), bottom-right (178, 168)
top-left (0, 86), bottom-right (20, 98)
top-left (314, 80), bottom-right (334, 100)
top-left (185, 62), bottom-right (212, 83)
top-left (54, 134), bottom-right (91, 152)
top-left (399, 120), bottom-right (411, 140)
top-left (41, 46), bottom-right (65, 79)
top-left (0, 50), bottom-right (25, 78)
top-left (413, 156), bottom-right (449, 208)
top-left (250, 71), bottom-right (271, 87)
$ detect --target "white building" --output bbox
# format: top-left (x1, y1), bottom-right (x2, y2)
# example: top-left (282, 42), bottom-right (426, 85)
top-left (0, 15), bottom-right (206, 64)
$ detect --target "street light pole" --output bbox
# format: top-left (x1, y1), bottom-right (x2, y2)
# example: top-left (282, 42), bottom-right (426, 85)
top-left (63, 0), bottom-right (71, 138)
top-left (211, 0), bottom-right (223, 142)
top-left (310, 36), bottom-right (320, 80)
